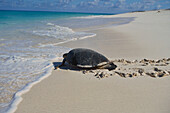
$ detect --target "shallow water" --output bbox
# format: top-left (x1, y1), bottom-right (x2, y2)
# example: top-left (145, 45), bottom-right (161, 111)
top-left (0, 10), bottom-right (134, 113)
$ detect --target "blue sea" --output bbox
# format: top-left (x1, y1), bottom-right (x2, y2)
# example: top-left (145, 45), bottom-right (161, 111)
top-left (0, 10), bottom-right (134, 113)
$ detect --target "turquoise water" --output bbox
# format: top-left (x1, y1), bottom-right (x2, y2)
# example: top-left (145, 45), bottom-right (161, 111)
top-left (0, 10), bottom-right (96, 24)
top-left (0, 10), bottom-right (109, 29)
top-left (0, 10), bottom-right (134, 113)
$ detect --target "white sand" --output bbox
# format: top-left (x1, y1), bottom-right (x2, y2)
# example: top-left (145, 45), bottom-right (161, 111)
top-left (113, 10), bottom-right (170, 59)
top-left (15, 10), bottom-right (170, 113)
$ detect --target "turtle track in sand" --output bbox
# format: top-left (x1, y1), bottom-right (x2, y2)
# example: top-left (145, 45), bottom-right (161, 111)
top-left (82, 58), bottom-right (170, 79)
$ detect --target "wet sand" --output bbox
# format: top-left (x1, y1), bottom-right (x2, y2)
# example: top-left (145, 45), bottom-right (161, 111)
top-left (15, 10), bottom-right (170, 113)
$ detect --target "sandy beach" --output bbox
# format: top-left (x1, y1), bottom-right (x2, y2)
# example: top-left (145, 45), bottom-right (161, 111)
top-left (15, 10), bottom-right (170, 113)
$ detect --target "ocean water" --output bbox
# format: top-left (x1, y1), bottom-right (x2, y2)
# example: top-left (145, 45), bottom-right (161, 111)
top-left (0, 10), bottom-right (134, 113)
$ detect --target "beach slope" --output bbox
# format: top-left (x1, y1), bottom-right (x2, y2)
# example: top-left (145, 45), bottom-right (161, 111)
top-left (15, 10), bottom-right (170, 113)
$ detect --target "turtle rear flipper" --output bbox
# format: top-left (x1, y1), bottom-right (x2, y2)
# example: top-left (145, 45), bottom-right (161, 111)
top-left (101, 62), bottom-right (117, 71)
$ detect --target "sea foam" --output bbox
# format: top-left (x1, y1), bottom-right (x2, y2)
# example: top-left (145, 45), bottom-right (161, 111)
top-left (0, 23), bottom-right (95, 113)
top-left (33, 23), bottom-right (95, 40)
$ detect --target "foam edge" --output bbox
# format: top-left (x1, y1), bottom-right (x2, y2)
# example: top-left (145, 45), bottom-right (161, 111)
top-left (6, 64), bottom-right (54, 113)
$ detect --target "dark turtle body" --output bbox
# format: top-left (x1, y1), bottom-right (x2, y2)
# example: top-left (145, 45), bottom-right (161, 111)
top-left (66, 48), bottom-right (109, 67)
top-left (57, 48), bottom-right (117, 71)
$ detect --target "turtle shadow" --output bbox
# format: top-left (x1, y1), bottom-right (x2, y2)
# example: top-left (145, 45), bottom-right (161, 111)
top-left (53, 62), bottom-right (81, 71)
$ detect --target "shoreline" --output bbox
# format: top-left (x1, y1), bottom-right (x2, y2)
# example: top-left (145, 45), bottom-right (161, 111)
top-left (14, 10), bottom-right (170, 113)
top-left (6, 64), bottom-right (54, 113)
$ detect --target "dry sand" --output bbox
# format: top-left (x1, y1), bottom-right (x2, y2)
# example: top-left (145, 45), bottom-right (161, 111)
top-left (15, 10), bottom-right (170, 113)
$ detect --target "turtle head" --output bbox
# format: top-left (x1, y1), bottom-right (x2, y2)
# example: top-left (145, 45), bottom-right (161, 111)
top-left (106, 62), bottom-right (117, 71)
top-left (63, 53), bottom-right (68, 58)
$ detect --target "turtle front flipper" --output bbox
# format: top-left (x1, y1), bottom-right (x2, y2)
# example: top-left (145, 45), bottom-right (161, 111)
top-left (54, 58), bottom-right (66, 70)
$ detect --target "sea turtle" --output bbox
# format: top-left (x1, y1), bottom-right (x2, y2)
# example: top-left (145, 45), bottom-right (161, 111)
top-left (55, 48), bottom-right (117, 71)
